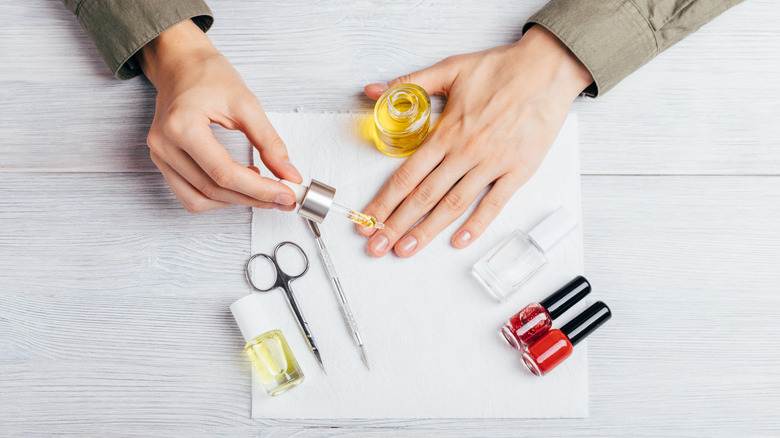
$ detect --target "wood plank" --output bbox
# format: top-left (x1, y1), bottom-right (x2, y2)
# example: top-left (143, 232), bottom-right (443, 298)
top-left (1, 173), bottom-right (779, 435)
top-left (1, 1), bottom-right (778, 175)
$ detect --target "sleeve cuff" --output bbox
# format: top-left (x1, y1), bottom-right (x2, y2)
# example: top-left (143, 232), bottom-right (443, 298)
top-left (74, 0), bottom-right (214, 80)
top-left (523, 0), bottom-right (657, 97)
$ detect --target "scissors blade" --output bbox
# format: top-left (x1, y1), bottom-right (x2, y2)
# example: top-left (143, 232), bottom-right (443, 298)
top-left (280, 277), bottom-right (325, 373)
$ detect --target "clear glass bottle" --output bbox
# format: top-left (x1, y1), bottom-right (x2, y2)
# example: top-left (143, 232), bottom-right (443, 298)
top-left (230, 294), bottom-right (304, 396)
top-left (472, 207), bottom-right (578, 301)
top-left (373, 83), bottom-right (431, 157)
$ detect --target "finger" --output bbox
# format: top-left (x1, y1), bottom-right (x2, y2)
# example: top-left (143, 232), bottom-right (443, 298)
top-left (365, 157), bottom-right (472, 258)
top-left (233, 99), bottom-right (303, 183)
top-left (451, 175), bottom-right (521, 249)
top-left (150, 151), bottom-right (230, 213)
top-left (364, 82), bottom-right (390, 100)
top-left (364, 57), bottom-right (458, 100)
top-left (358, 141), bottom-right (446, 238)
top-left (393, 166), bottom-right (496, 257)
top-left (246, 166), bottom-right (296, 212)
top-left (161, 147), bottom-right (280, 210)
top-left (180, 121), bottom-right (298, 205)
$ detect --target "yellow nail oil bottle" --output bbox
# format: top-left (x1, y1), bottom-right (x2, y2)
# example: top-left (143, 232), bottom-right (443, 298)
top-left (373, 83), bottom-right (431, 157)
top-left (230, 294), bottom-right (304, 396)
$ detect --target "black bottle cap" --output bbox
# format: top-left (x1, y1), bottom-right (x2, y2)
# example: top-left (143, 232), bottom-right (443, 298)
top-left (560, 301), bottom-right (611, 346)
top-left (539, 276), bottom-right (591, 320)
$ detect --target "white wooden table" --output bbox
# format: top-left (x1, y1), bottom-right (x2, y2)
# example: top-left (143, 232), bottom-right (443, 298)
top-left (2, 1), bottom-right (779, 436)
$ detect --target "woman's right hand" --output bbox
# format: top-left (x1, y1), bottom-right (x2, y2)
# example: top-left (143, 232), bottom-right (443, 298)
top-left (357, 26), bottom-right (591, 258)
top-left (138, 19), bottom-right (301, 213)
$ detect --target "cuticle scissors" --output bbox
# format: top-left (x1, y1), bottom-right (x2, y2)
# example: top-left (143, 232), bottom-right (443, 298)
top-left (245, 241), bottom-right (324, 371)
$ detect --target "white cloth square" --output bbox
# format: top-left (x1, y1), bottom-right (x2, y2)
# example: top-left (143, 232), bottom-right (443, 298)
top-left (250, 113), bottom-right (586, 418)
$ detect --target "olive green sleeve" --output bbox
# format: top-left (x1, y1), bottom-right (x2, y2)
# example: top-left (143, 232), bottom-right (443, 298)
top-left (61, 0), bottom-right (214, 80)
top-left (524, 0), bottom-right (743, 97)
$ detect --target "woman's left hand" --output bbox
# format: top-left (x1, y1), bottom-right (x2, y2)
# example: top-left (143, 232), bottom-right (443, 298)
top-left (358, 25), bottom-right (593, 258)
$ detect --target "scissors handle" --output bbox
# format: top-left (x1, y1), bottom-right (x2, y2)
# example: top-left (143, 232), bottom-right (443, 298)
top-left (282, 279), bottom-right (324, 369)
top-left (245, 253), bottom-right (278, 292)
top-left (274, 241), bottom-right (309, 279)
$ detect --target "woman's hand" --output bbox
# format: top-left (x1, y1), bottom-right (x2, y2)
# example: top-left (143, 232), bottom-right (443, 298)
top-left (138, 20), bottom-right (301, 213)
top-left (359, 25), bottom-right (593, 257)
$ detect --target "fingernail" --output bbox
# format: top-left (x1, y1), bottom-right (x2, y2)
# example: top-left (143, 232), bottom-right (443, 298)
top-left (369, 82), bottom-right (389, 93)
top-left (397, 235), bottom-right (418, 255)
top-left (276, 203), bottom-right (296, 212)
top-left (368, 234), bottom-right (389, 254)
top-left (274, 193), bottom-right (295, 206)
top-left (454, 230), bottom-right (471, 247)
top-left (357, 220), bottom-right (376, 236)
top-left (284, 160), bottom-right (300, 175)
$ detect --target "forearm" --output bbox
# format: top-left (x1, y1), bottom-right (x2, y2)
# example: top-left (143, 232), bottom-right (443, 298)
top-left (526, 0), bottom-right (744, 96)
top-left (511, 25), bottom-right (594, 102)
top-left (137, 19), bottom-right (219, 90)
top-left (60, 0), bottom-right (213, 80)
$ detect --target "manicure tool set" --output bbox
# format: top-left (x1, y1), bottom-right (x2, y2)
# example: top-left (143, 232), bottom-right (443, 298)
top-left (233, 177), bottom-right (611, 396)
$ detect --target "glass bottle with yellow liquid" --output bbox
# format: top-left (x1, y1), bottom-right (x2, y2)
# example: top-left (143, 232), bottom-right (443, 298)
top-left (230, 294), bottom-right (304, 396)
top-left (374, 83), bottom-right (431, 157)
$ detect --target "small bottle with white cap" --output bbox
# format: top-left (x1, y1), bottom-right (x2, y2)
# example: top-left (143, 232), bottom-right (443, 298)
top-left (472, 206), bottom-right (579, 301)
top-left (230, 294), bottom-right (305, 396)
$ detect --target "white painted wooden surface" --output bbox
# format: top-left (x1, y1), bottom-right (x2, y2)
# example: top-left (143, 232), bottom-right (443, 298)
top-left (1, 0), bottom-right (779, 436)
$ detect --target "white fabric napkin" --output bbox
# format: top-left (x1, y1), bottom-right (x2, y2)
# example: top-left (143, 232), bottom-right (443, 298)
top-left (249, 113), bottom-right (586, 418)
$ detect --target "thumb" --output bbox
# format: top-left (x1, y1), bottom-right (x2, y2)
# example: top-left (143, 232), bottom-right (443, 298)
top-left (364, 58), bottom-right (457, 100)
top-left (236, 102), bottom-right (303, 184)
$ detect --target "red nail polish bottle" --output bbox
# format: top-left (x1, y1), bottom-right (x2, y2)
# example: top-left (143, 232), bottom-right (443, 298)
top-left (501, 276), bottom-right (591, 349)
top-left (522, 301), bottom-right (611, 376)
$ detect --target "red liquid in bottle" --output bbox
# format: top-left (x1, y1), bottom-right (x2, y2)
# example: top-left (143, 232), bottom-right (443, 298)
top-left (522, 329), bottom-right (573, 376)
top-left (501, 303), bottom-right (553, 349)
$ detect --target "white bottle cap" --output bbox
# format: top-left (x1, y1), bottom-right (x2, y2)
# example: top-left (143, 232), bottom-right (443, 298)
top-left (280, 180), bottom-right (307, 205)
top-left (527, 206), bottom-right (578, 253)
top-left (230, 294), bottom-right (275, 343)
